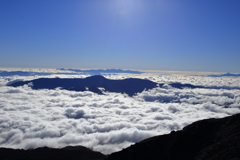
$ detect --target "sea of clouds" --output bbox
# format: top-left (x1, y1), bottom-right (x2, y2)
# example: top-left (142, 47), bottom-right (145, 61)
top-left (0, 73), bottom-right (240, 154)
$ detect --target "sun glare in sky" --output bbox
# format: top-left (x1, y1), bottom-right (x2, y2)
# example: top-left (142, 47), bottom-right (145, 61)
top-left (0, 0), bottom-right (240, 72)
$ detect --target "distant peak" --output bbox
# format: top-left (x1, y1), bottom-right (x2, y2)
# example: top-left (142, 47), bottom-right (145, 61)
top-left (86, 75), bottom-right (106, 79)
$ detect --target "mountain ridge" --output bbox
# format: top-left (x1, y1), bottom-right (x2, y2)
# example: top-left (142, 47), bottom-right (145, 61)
top-left (106, 113), bottom-right (240, 160)
top-left (0, 145), bottom-right (106, 160)
top-left (8, 75), bottom-right (206, 96)
top-left (8, 75), bottom-right (158, 96)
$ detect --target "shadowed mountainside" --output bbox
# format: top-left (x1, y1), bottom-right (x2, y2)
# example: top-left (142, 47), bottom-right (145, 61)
top-left (208, 72), bottom-right (240, 77)
top-left (106, 113), bottom-right (240, 160)
top-left (8, 75), bottom-right (206, 96)
top-left (8, 75), bottom-right (157, 96)
top-left (0, 145), bottom-right (106, 160)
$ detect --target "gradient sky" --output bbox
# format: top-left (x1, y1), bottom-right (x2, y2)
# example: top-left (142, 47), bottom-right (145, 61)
top-left (1, 0), bottom-right (240, 72)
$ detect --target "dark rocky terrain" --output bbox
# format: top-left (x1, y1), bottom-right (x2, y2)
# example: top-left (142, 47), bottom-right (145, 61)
top-left (106, 113), bottom-right (240, 160)
top-left (0, 145), bottom-right (106, 160)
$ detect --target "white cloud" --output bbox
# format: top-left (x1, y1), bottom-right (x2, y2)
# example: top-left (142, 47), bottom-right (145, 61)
top-left (0, 74), bottom-right (240, 154)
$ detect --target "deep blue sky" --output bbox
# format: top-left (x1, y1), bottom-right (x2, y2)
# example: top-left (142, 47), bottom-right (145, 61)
top-left (1, 0), bottom-right (240, 72)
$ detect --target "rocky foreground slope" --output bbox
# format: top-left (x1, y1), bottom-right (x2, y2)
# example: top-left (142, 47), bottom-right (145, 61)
top-left (0, 145), bottom-right (106, 160)
top-left (0, 113), bottom-right (239, 160)
top-left (106, 113), bottom-right (240, 160)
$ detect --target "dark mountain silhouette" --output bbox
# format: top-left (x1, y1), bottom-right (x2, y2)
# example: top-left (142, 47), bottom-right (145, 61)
top-left (168, 83), bottom-right (204, 89)
top-left (8, 75), bottom-right (157, 96)
top-left (106, 113), bottom-right (240, 160)
top-left (8, 75), bottom-right (215, 96)
top-left (9, 75), bottom-right (238, 96)
top-left (0, 145), bottom-right (106, 160)
top-left (208, 72), bottom-right (240, 77)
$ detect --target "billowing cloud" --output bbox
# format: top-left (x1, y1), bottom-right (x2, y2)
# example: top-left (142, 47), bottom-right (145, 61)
top-left (0, 74), bottom-right (240, 154)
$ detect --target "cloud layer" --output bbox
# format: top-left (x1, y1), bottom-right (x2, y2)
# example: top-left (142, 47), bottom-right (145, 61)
top-left (0, 75), bottom-right (240, 154)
